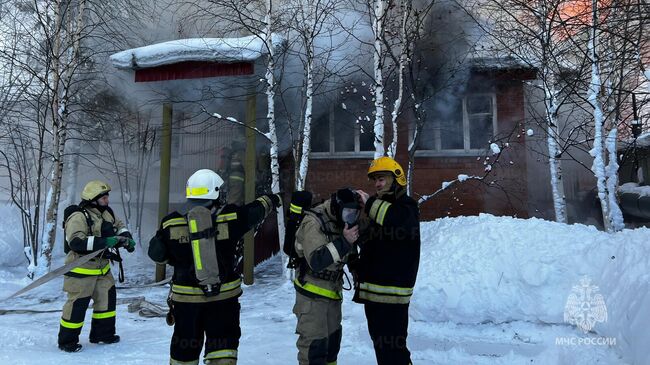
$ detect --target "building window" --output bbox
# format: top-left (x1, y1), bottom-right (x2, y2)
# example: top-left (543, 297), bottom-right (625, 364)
top-left (415, 93), bottom-right (496, 155)
top-left (311, 102), bottom-right (375, 157)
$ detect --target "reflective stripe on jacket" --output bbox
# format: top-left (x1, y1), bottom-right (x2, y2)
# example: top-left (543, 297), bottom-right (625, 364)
top-left (171, 279), bottom-right (243, 303)
top-left (148, 196), bottom-right (277, 303)
top-left (354, 190), bottom-right (420, 305)
top-left (356, 281), bottom-right (413, 304)
top-left (294, 199), bottom-right (355, 300)
top-left (64, 205), bottom-right (126, 277)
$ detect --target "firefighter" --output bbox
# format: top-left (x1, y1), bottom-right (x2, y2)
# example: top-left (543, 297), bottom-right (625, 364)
top-left (148, 169), bottom-right (281, 365)
top-left (226, 141), bottom-right (245, 205)
top-left (58, 180), bottom-right (136, 352)
top-left (293, 188), bottom-right (361, 365)
top-left (354, 157), bottom-right (421, 365)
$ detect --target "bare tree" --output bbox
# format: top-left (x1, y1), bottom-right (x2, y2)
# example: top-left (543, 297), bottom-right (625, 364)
top-left (77, 92), bottom-right (158, 246)
top-left (0, 0), bottom-right (155, 275)
top-left (463, 0), bottom-right (649, 229)
top-left (463, 0), bottom-right (595, 223)
top-left (583, 0), bottom-right (648, 231)
top-left (283, 0), bottom-right (351, 189)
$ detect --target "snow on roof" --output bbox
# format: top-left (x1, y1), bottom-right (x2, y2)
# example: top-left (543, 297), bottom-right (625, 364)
top-left (467, 31), bottom-right (580, 72)
top-left (622, 132), bottom-right (650, 149)
top-left (619, 182), bottom-right (650, 197)
top-left (467, 35), bottom-right (537, 70)
top-left (110, 34), bottom-right (285, 70)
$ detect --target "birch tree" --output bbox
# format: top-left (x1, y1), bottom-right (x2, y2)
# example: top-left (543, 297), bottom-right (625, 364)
top-left (0, 0), bottom-right (152, 274)
top-left (0, 0), bottom-right (90, 274)
top-left (370, 0), bottom-right (388, 158)
top-left (37, 0), bottom-right (90, 272)
top-left (363, 0), bottom-right (434, 161)
top-left (466, 0), bottom-right (588, 223)
top-left (179, 0), bottom-right (292, 272)
top-left (582, 0), bottom-right (647, 231)
top-left (262, 0), bottom-right (290, 272)
top-left (469, 0), bottom-right (647, 228)
top-left (287, 0), bottom-right (348, 190)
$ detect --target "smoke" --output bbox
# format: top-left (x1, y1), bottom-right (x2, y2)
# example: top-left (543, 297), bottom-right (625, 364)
top-left (97, 0), bottom-right (482, 166)
top-left (417, 0), bottom-right (478, 116)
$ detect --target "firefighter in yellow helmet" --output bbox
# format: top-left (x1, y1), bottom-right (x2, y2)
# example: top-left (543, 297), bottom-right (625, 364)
top-left (354, 157), bottom-right (420, 365)
top-left (58, 180), bottom-right (136, 352)
top-left (148, 169), bottom-right (282, 364)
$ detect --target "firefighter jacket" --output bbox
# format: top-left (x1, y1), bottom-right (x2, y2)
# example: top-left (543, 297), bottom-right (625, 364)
top-left (353, 189), bottom-right (420, 305)
top-left (64, 204), bottom-right (130, 278)
top-left (294, 199), bottom-right (356, 301)
top-left (148, 195), bottom-right (278, 303)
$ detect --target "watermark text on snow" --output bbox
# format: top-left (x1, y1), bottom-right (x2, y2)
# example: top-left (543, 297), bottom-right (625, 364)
top-left (556, 276), bottom-right (616, 347)
top-left (555, 336), bottom-right (616, 346)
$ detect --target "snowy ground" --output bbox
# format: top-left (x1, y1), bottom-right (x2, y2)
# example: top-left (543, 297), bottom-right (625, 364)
top-left (0, 214), bottom-right (647, 364)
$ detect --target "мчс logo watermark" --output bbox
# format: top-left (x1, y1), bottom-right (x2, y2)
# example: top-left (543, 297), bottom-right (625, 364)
top-left (555, 276), bottom-right (616, 346)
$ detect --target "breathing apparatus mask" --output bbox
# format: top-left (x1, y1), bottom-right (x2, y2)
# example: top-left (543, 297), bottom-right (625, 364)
top-left (342, 207), bottom-right (360, 227)
top-left (332, 188), bottom-right (361, 227)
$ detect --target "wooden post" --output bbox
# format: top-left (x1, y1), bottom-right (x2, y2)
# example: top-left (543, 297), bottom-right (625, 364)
top-left (243, 93), bottom-right (257, 285)
top-left (155, 103), bottom-right (172, 282)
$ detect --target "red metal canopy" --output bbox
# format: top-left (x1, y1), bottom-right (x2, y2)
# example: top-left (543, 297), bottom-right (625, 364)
top-left (135, 61), bottom-right (254, 82)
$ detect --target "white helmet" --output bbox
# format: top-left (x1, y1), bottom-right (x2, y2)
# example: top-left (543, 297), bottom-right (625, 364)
top-left (186, 169), bottom-right (224, 200)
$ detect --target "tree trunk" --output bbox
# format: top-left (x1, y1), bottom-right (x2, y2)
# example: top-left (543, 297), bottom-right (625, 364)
top-left (263, 3), bottom-right (288, 277)
top-left (372, 0), bottom-right (386, 158)
top-left (543, 77), bottom-right (567, 224)
top-left (587, 0), bottom-right (611, 231)
top-left (297, 54), bottom-right (313, 191)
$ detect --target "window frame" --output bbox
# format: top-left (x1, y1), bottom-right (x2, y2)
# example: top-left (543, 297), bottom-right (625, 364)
top-left (310, 104), bottom-right (376, 159)
top-left (413, 93), bottom-right (498, 157)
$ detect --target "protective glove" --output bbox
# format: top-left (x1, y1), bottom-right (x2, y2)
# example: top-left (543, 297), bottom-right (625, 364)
top-left (104, 236), bottom-right (120, 248)
top-left (269, 193), bottom-right (283, 208)
top-left (125, 238), bottom-right (136, 253)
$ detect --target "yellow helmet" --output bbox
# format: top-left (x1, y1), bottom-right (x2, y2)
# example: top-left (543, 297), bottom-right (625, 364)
top-left (368, 157), bottom-right (406, 186)
top-left (81, 180), bottom-right (111, 201)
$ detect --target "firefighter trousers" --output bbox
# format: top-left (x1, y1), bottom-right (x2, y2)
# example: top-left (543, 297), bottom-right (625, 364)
top-left (170, 298), bottom-right (241, 365)
top-left (57, 272), bottom-right (116, 346)
top-left (364, 302), bottom-right (412, 365)
top-left (293, 292), bottom-right (342, 365)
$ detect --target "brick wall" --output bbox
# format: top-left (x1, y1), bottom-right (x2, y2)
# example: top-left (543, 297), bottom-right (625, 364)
top-left (281, 70), bottom-right (534, 221)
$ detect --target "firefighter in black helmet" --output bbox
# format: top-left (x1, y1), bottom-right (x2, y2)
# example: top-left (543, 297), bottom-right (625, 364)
top-left (58, 180), bottom-right (136, 352)
top-left (292, 188), bottom-right (360, 365)
top-left (354, 157), bottom-right (420, 365)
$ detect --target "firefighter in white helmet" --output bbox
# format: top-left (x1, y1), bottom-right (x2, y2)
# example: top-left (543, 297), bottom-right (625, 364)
top-left (148, 169), bottom-right (282, 365)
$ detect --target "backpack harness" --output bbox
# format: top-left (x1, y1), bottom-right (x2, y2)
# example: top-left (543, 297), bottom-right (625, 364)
top-left (186, 205), bottom-right (225, 296)
top-left (295, 209), bottom-right (347, 285)
top-left (62, 204), bottom-right (125, 282)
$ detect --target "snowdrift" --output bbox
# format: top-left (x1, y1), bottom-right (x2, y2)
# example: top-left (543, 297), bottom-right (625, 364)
top-left (413, 214), bottom-right (649, 364)
top-left (0, 204), bottom-right (30, 268)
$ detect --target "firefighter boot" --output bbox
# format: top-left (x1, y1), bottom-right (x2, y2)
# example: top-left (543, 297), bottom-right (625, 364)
top-left (58, 343), bottom-right (82, 352)
top-left (90, 334), bottom-right (120, 344)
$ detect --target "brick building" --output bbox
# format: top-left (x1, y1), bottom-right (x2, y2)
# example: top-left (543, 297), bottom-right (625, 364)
top-left (288, 65), bottom-right (538, 221)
